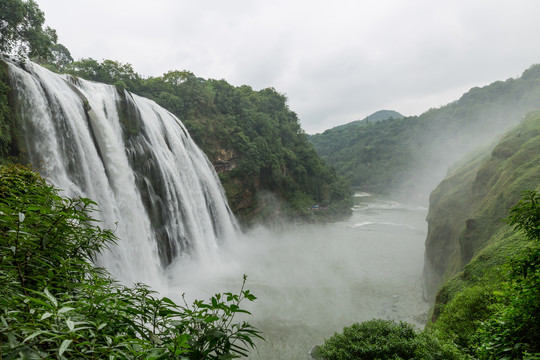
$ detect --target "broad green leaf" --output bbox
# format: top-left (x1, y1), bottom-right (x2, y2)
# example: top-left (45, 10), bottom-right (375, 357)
top-left (59, 339), bottom-right (72, 356)
top-left (43, 288), bottom-right (58, 307)
top-left (161, 297), bottom-right (177, 306)
top-left (40, 312), bottom-right (53, 320)
top-left (66, 319), bottom-right (75, 332)
top-left (23, 330), bottom-right (47, 343)
top-left (58, 307), bottom-right (75, 314)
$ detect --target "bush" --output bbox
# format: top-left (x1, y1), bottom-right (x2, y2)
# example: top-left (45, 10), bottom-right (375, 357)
top-left (318, 319), bottom-right (465, 360)
top-left (475, 190), bottom-right (540, 359)
top-left (0, 164), bottom-right (263, 359)
top-left (476, 245), bottom-right (540, 359)
top-left (430, 282), bottom-right (497, 352)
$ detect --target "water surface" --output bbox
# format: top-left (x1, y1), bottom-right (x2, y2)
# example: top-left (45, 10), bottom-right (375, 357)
top-left (166, 193), bottom-right (429, 359)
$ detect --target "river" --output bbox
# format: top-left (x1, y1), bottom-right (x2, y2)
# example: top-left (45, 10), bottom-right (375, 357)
top-left (10, 62), bottom-right (429, 359)
top-left (165, 193), bottom-right (430, 359)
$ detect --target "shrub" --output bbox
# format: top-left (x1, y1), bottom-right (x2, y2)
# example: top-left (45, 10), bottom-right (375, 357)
top-left (0, 164), bottom-right (263, 359)
top-left (430, 282), bottom-right (497, 352)
top-left (476, 245), bottom-right (540, 359)
top-left (318, 319), bottom-right (464, 360)
top-left (475, 190), bottom-right (540, 359)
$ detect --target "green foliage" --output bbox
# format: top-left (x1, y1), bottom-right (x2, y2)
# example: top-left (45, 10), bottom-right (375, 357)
top-left (310, 65), bottom-right (540, 197)
top-left (65, 58), bottom-right (143, 92)
top-left (425, 111), bottom-right (540, 298)
top-left (318, 319), bottom-right (464, 360)
top-left (506, 190), bottom-right (540, 241)
top-left (0, 61), bottom-right (13, 159)
top-left (62, 58), bottom-right (352, 223)
top-left (0, 0), bottom-right (58, 59)
top-left (428, 190), bottom-right (540, 359)
top-left (35, 43), bottom-right (73, 71)
top-left (474, 191), bottom-right (540, 359)
top-left (429, 283), bottom-right (497, 352)
top-left (0, 165), bottom-right (263, 359)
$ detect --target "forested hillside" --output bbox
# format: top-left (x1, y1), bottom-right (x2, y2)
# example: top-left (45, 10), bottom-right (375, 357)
top-left (310, 66), bottom-right (540, 201)
top-left (417, 111), bottom-right (540, 358)
top-left (0, 3), bottom-right (352, 225)
top-left (315, 113), bottom-right (540, 359)
top-left (425, 111), bottom-right (540, 297)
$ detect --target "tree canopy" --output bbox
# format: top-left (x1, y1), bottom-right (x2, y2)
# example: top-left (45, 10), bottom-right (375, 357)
top-left (57, 58), bottom-right (352, 223)
top-left (310, 65), bottom-right (540, 199)
top-left (0, 0), bottom-right (57, 59)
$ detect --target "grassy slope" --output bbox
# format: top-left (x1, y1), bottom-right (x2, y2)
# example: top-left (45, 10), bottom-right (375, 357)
top-left (425, 110), bottom-right (540, 312)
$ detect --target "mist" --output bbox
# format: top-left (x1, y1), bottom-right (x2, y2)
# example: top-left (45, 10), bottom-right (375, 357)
top-left (163, 195), bottom-right (429, 359)
top-left (391, 79), bottom-right (535, 205)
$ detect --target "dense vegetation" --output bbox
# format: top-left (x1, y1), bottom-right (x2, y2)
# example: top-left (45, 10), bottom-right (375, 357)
top-left (3, 2), bottom-right (540, 358)
top-left (424, 111), bottom-right (540, 297)
top-left (0, 164), bottom-right (263, 359)
top-left (421, 113), bottom-right (540, 358)
top-left (0, 0), bottom-right (57, 59)
top-left (317, 109), bottom-right (403, 135)
top-left (317, 319), bottom-right (462, 360)
top-left (317, 187), bottom-right (540, 359)
top-left (427, 190), bottom-right (540, 359)
top-left (0, 1), bottom-right (351, 226)
top-left (52, 59), bottom-right (352, 224)
top-left (310, 68), bottom-right (540, 200)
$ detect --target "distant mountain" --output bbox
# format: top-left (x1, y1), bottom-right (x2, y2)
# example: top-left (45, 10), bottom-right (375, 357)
top-left (309, 64), bottom-right (540, 201)
top-left (312, 110), bottom-right (403, 135)
top-left (360, 109), bottom-right (404, 123)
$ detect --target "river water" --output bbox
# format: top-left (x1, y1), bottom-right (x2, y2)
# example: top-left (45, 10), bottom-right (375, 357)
top-left (9, 62), bottom-right (429, 359)
top-left (165, 193), bottom-right (430, 359)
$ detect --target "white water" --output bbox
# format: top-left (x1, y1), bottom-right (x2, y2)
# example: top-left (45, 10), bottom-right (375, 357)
top-left (8, 61), bottom-right (429, 359)
top-left (165, 194), bottom-right (430, 359)
top-left (7, 61), bottom-right (237, 289)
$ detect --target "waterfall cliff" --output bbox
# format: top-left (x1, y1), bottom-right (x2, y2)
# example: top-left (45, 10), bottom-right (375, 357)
top-left (6, 60), bottom-right (238, 286)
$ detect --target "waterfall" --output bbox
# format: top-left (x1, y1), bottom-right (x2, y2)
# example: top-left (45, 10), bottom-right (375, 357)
top-left (6, 60), bottom-right (238, 287)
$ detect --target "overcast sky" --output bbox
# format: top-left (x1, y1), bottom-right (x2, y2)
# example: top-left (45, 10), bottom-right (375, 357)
top-left (36, 0), bottom-right (540, 134)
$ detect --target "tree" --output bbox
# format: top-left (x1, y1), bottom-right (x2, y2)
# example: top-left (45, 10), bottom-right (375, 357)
top-left (476, 191), bottom-right (540, 359)
top-left (0, 0), bottom-right (57, 58)
top-left (0, 165), bottom-right (263, 359)
top-left (317, 319), bottom-right (463, 360)
top-left (40, 43), bottom-right (73, 70)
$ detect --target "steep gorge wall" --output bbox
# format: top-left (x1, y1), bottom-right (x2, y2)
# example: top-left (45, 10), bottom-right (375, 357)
top-left (424, 111), bottom-right (540, 301)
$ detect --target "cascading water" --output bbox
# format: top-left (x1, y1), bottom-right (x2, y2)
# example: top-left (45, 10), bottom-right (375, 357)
top-left (5, 60), bottom-right (430, 359)
top-left (6, 60), bottom-right (238, 287)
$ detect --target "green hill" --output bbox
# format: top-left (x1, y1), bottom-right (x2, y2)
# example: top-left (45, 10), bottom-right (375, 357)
top-left (418, 111), bottom-right (540, 357)
top-left (317, 110), bottom-right (404, 134)
top-left (425, 110), bottom-right (540, 293)
top-left (0, 58), bottom-right (353, 225)
top-left (425, 111), bottom-right (540, 297)
top-left (425, 110), bottom-right (540, 300)
top-left (310, 66), bottom-right (540, 201)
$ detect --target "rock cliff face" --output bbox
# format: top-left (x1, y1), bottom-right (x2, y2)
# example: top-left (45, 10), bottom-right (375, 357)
top-left (212, 148), bottom-right (239, 173)
top-left (424, 111), bottom-right (540, 300)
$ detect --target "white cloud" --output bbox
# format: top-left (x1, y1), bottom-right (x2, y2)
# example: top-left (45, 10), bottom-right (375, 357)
top-left (37, 0), bottom-right (540, 133)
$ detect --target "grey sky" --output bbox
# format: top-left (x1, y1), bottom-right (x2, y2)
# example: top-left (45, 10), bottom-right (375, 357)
top-left (37, 0), bottom-right (540, 134)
